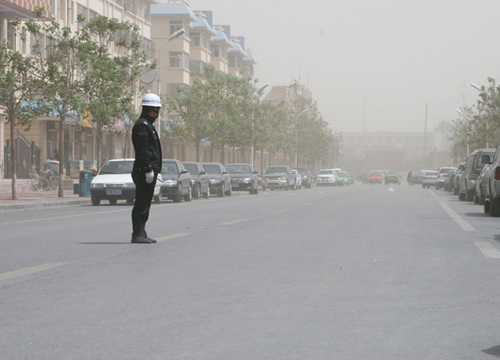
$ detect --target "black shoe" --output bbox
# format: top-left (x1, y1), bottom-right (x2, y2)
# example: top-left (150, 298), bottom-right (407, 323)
top-left (131, 236), bottom-right (151, 244)
top-left (146, 237), bottom-right (157, 244)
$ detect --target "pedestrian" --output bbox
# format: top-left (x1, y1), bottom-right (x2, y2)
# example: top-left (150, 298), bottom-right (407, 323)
top-left (130, 93), bottom-right (163, 244)
top-left (407, 169), bottom-right (413, 185)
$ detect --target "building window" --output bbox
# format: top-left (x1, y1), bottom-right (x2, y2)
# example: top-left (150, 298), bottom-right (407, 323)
top-left (124, 0), bottom-right (137, 13)
top-left (142, 37), bottom-right (155, 58)
top-left (77, 4), bottom-right (88, 25)
top-left (211, 45), bottom-right (220, 58)
top-left (89, 9), bottom-right (98, 22)
top-left (169, 52), bottom-right (188, 69)
top-left (228, 54), bottom-right (236, 68)
top-left (168, 84), bottom-right (181, 99)
top-left (143, 5), bottom-right (150, 22)
top-left (170, 20), bottom-right (183, 36)
top-left (191, 32), bottom-right (200, 47)
top-left (7, 21), bottom-right (15, 51)
top-left (190, 60), bottom-right (206, 75)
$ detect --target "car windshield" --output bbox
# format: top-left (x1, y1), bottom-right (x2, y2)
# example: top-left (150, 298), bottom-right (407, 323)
top-left (226, 165), bottom-right (252, 174)
top-left (293, 167), bottom-right (308, 175)
top-left (477, 153), bottom-right (494, 167)
top-left (319, 170), bottom-right (334, 175)
top-left (98, 161), bottom-right (133, 175)
top-left (265, 167), bottom-right (287, 174)
top-left (161, 162), bottom-right (179, 175)
top-left (424, 171), bottom-right (437, 176)
top-left (203, 164), bottom-right (221, 174)
top-left (183, 164), bottom-right (199, 175)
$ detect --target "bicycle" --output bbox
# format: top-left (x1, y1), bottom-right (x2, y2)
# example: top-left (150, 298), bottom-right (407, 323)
top-left (30, 168), bottom-right (49, 191)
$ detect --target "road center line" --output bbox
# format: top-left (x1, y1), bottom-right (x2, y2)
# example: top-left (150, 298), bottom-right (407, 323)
top-left (474, 242), bottom-right (500, 259)
top-left (220, 219), bottom-right (248, 226)
top-left (429, 190), bottom-right (476, 232)
top-left (156, 233), bottom-right (191, 242)
top-left (0, 263), bottom-right (67, 281)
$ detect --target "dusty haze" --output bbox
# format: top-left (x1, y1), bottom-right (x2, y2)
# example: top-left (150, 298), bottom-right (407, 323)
top-left (191, 0), bottom-right (500, 133)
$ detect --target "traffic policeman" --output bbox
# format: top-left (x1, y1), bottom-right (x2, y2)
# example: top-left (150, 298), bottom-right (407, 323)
top-left (131, 93), bottom-right (163, 244)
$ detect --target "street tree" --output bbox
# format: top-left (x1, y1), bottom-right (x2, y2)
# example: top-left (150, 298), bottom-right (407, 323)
top-left (0, 18), bottom-right (44, 200)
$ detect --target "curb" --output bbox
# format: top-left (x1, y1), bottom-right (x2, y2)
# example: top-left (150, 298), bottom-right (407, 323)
top-left (0, 199), bottom-right (91, 212)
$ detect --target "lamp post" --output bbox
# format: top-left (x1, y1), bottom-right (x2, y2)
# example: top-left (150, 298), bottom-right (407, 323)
top-left (470, 82), bottom-right (490, 148)
top-left (455, 108), bottom-right (470, 157)
top-left (295, 108), bottom-right (309, 167)
top-left (156, 28), bottom-right (186, 138)
top-left (251, 83), bottom-right (269, 167)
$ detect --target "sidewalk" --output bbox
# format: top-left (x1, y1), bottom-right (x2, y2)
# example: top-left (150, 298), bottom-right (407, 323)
top-left (0, 179), bottom-right (91, 212)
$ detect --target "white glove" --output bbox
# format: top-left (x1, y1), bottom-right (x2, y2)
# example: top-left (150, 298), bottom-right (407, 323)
top-left (145, 170), bottom-right (155, 184)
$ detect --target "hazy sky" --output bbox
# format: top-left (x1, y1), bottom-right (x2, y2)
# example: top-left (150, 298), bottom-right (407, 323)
top-left (190, 0), bottom-right (500, 133)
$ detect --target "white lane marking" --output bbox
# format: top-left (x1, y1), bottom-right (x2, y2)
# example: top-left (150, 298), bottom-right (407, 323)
top-left (156, 233), bottom-right (191, 242)
top-left (474, 242), bottom-right (500, 259)
top-left (220, 219), bottom-right (248, 226)
top-left (429, 190), bottom-right (476, 232)
top-left (0, 263), bottom-right (67, 281)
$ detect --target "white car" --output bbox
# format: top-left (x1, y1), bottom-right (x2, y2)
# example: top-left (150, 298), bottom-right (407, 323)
top-left (316, 169), bottom-right (338, 186)
top-left (90, 159), bottom-right (162, 206)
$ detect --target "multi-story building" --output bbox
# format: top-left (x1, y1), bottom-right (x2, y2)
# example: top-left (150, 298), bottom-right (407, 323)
top-left (2, 0), bottom-right (155, 179)
top-left (189, 10), bottom-right (215, 77)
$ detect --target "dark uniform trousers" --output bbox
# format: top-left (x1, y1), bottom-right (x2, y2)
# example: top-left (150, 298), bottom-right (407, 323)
top-left (131, 171), bottom-right (157, 238)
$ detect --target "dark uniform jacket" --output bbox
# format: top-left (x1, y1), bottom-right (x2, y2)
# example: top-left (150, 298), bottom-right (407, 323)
top-left (132, 113), bottom-right (162, 174)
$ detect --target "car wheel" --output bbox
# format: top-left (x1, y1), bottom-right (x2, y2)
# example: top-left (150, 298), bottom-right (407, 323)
top-left (184, 186), bottom-right (192, 202)
top-left (484, 200), bottom-right (490, 214)
top-left (173, 195), bottom-right (182, 203)
top-left (254, 188), bottom-right (258, 195)
top-left (109, 199), bottom-right (117, 205)
top-left (453, 187), bottom-right (459, 195)
top-left (204, 186), bottom-right (210, 199)
top-left (154, 192), bottom-right (161, 204)
top-left (91, 197), bottom-right (100, 206)
top-left (459, 192), bottom-right (465, 201)
top-left (193, 184), bottom-right (200, 199)
top-left (226, 183), bottom-right (232, 196)
top-left (127, 198), bottom-right (134, 204)
top-left (474, 190), bottom-right (480, 204)
top-left (466, 189), bottom-right (474, 202)
top-left (490, 199), bottom-right (500, 217)
top-left (219, 183), bottom-right (225, 197)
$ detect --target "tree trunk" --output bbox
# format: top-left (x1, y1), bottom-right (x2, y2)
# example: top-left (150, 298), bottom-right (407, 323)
top-left (9, 112), bottom-right (17, 200)
top-left (195, 142), bottom-right (200, 162)
top-left (58, 111), bottom-right (65, 197)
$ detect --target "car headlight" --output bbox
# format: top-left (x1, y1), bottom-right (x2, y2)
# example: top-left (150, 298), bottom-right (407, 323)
top-left (91, 183), bottom-right (104, 188)
top-left (164, 179), bottom-right (178, 186)
top-left (242, 177), bottom-right (252, 183)
top-left (124, 182), bottom-right (135, 188)
top-left (210, 179), bottom-right (221, 184)
top-left (191, 179), bottom-right (195, 185)
top-left (279, 177), bottom-right (286, 181)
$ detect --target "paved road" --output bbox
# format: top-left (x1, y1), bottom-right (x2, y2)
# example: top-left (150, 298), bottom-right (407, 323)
top-left (2, 184), bottom-right (500, 359)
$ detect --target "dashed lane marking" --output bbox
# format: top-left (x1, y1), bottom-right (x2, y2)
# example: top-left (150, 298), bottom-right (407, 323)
top-left (220, 219), bottom-right (248, 226)
top-left (0, 263), bottom-right (67, 281)
top-left (429, 190), bottom-right (476, 232)
top-left (156, 233), bottom-right (191, 242)
top-left (474, 242), bottom-right (500, 259)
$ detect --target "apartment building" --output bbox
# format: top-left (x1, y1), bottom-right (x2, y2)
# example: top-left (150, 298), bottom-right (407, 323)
top-left (2, 0), bottom-right (155, 179)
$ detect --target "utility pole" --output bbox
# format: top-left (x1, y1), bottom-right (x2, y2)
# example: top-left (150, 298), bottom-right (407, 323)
top-left (422, 103), bottom-right (428, 168)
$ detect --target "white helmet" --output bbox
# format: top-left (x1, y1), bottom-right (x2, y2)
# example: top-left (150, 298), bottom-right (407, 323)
top-left (141, 93), bottom-right (162, 108)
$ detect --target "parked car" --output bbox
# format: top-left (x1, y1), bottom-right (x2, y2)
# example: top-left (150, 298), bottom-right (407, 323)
top-left (474, 164), bottom-right (490, 205)
top-left (183, 161), bottom-right (210, 199)
top-left (369, 172), bottom-right (384, 184)
top-left (159, 159), bottom-right (193, 203)
top-left (453, 162), bottom-right (466, 195)
top-left (261, 165), bottom-right (296, 190)
top-left (226, 163), bottom-right (259, 194)
top-left (421, 170), bottom-right (437, 188)
top-left (90, 158), bottom-right (161, 206)
top-left (292, 167), bottom-right (313, 188)
top-left (316, 169), bottom-right (338, 186)
top-left (291, 169), bottom-right (302, 189)
top-left (459, 148), bottom-right (495, 201)
top-left (436, 167), bottom-right (456, 190)
top-left (202, 162), bottom-right (232, 196)
top-left (444, 170), bottom-right (456, 192)
top-left (483, 146), bottom-right (500, 215)
top-left (412, 170), bottom-right (424, 185)
top-left (384, 171), bottom-right (401, 185)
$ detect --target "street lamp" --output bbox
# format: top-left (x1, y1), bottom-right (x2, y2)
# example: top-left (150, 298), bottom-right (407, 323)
top-left (295, 108), bottom-right (309, 167)
top-left (455, 108), bottom-right (470, 156)
top-left (471, 83), bottom-right (482, 91)
top-left (156, 28), bottom-right (186, 137)
top-left (250, 83), bottom-right (269, 167)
